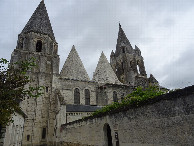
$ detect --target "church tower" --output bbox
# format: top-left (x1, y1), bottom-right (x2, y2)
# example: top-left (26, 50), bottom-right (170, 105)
top-left (11, 1), bottom-right (59, 145)
top-left (110, 24), bottom-right (147, 86)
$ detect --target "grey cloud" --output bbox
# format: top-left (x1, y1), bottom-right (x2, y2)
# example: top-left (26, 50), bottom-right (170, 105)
top-left (160, 46), bottom-right (194, 89)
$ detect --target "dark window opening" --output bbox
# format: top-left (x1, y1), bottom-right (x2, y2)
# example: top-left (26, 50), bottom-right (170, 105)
top-left (122, 47), bottom-right (125, 53)
top-left (27, 135), bottom-right (30, 141)
top-left (121, 62), bottom-right (124, 71)
top-left (85, 89), bottom-right (90, 105)
top-left (36, 40), bottom-right (42, 52)
top-left (42, 128), bottom-right (46, 139)
top-left (21, 42), bottom-right (23, 48)
top-left (74, 88), bottom-right (80, 104)
top-left (113, 91), bottom-right (118, 102)
top-left (46, 87), bottom-right (48, 93)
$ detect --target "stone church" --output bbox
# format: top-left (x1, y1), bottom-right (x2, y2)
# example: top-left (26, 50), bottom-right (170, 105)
top-left (8, 0), bottom-right (158, 145)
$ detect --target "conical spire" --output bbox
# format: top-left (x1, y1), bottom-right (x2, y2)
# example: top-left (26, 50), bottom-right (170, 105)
top-left (93, 52), bottom-right (121, 84)
top-left (21, 1), bottom-right (55, 41)
top-left (115, 23), bottom-right (133, 56)
top-left (60, 45), bottom-right (90, 81)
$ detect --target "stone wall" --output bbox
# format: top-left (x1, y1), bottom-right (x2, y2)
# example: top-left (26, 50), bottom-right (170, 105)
top-left (1, 112), bottom-right (25, 146)
top-left (60, 85), bottom-right (194, 146)
top-left (96, 84), bottom-right (133, 106)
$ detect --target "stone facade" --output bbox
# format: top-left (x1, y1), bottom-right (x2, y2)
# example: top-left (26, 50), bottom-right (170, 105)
top-left (110, 24), bottom-right (147, 86)
top-left (8, 1), bottom-right (159, 145)
top-left (0, 112), bottom-right (25, 146)
top-left (60, 85), bottom-right (194, 146)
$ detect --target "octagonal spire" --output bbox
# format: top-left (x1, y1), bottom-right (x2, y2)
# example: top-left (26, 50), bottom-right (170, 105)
top-left (21, 1), bottom-right (55, 41)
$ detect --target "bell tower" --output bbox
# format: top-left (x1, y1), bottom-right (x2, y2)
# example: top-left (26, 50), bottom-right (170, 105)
top-left (11, 1), bottom-right (59, 145)
top-left (110, 24), bottom-right (147, 86)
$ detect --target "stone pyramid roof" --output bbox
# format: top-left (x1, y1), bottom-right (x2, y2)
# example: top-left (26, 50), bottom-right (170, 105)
top-left (93, 52), bottom-right (121, 84)
top-left (115, 23), bottom-right (133, 56)
top-left (21, 0), bottom-right (55, 41)
top-left (60, 45), bottom-right (90, 81)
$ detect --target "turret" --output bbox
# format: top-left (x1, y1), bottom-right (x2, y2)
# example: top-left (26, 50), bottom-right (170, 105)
top-left (110, 24), bottom-right (147, 85)
top-left (10, 1), bottom-right (60, 145)
top-left (11, 0), bottom-right (59, 74)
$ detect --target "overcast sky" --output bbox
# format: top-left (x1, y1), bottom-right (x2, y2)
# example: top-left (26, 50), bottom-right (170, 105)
top-left (0, 0), bottom-right (194, 89)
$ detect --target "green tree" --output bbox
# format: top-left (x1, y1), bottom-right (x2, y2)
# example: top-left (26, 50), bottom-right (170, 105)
top-left (0, 58), bottom-right (43, 127)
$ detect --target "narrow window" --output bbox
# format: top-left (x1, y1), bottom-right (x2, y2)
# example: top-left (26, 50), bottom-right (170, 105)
top-left (137, 65), bottom-right (140, 74)
top-left (137, 61), bottom-right (140, 74)
top-left (85, 89), bottom-right (90, 105)
top-left (42, 128), bottom-right (46, 139)
top-left (36, 40), bottom-right (42, 52)
top-left (27, 135), bottom-right (30, 141)
top-left (113, 91), bottom-right (118, 102)
top-left (46, 87), bottom-right (48, 93)
top-left (74, 88), bottom-right (80, 104)
top-left (122, 47), bottom-right (125, 53)
top-left (121, 62), bottom-right (124, 71)
top-left (21, 42), bottom-right (23, 48)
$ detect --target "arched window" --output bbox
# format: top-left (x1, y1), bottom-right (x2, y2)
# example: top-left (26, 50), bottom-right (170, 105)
top-left (113, 91), bottom-right (118, 102)
top-left (85, 89), bottom-right (90, 105)
top-left (74, 88), bottom-right (80, 104)
top-left (36, 40), bottom-right (42, 52)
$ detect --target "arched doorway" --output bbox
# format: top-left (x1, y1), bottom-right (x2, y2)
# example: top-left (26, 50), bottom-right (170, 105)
top-left (104, 124), bottom-right (113, 146)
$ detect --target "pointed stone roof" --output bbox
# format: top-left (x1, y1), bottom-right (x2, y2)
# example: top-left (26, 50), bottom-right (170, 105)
top-left (21, 1), bottom-right (55, 41)
top-left (115, 23), bottom-right (133, 56)
top-left (148, 74), bottom-right (159, 85)
top-left (60, 45), bottom-right (90, 81)
top-left (93, 52), bottom-right (121, 84)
